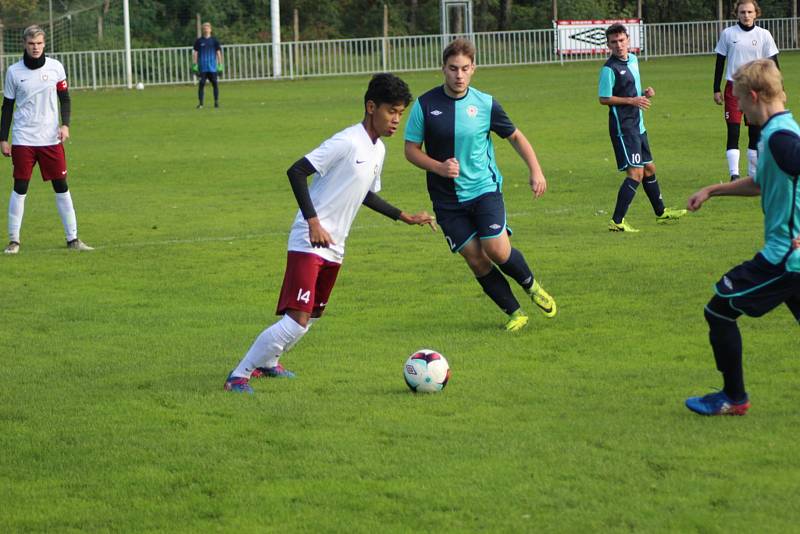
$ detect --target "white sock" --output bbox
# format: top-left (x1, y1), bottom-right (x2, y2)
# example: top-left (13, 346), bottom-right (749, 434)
top-left (747, 149), bottom-right (758, 178)
top-left (232, 314), bottom-right (308, 378)
top-left (726, 149), bottom-right (740, 177)
top-left (55, 192), bottom-right (78, 241)
top-left (8, 192), bottom-right (26, 243)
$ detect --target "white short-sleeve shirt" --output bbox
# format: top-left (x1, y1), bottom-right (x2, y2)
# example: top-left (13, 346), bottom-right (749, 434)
top-left (715, 24), bottom-right (779, 82)
top-left (287, 123), bottom-right (385, 263)
top-left (3, 57), bottom-right (67, 146)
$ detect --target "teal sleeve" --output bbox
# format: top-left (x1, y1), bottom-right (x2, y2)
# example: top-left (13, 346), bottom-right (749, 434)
top-left (404, 99), bottom-right (424, 143)
top-left (598, 67), bottom-right (615, 98)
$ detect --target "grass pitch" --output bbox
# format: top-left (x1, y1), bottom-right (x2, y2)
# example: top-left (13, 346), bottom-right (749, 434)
top-left (1, 54), bottom-right (799, 532)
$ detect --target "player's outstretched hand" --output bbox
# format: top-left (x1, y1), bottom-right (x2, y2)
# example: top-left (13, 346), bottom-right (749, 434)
top-left (401, 211), bottom-right (437, 232)
top-left (687, 188), bottom-right (711, 212)
top-left (439, 158), bottom-right (459, 179)
top-left (530, 173), bottom-right (547, 198)
top-left (307, 217), bottom-right (335, 248)
top-left (0, 141), bottom-right (10, 157)
top-left (713, 92), bottom-right (723, 105)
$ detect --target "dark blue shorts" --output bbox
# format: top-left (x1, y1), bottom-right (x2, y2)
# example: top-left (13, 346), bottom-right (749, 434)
top-left (709, 253), bottom-right (800, 320)
top-left (433, 191), bottom-right (511, 253)
top-left (611, 131), bottom-right (653, 171)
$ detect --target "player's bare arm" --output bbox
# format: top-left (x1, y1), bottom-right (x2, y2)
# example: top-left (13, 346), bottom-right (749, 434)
top-left (404, 141), bottom-right (459, 178)
top-left (599, 95), bottom-right (651, 110)
top-left (506, 129), bottom-right (547, 198)
top-left (687, 177), bottom-right (761, 211)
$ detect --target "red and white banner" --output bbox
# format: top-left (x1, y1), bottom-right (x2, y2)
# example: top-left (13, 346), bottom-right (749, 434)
top-left (555, 19), bottom-right (642, 55)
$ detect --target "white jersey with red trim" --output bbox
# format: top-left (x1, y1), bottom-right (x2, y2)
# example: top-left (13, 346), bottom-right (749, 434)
top-left (715, 24), bottom-right (778, 82)
top-left (3, 57), bottom-right (68, 146)
top-left (287, 122), bottom-right (385, 263)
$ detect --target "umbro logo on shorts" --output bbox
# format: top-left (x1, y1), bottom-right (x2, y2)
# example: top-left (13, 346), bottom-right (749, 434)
top-left (489, 224), bottom-right (502, 230)
top-left (723, 276), bottom-right (734, 290)
top-left (430, 110), bottom-right (443, 116)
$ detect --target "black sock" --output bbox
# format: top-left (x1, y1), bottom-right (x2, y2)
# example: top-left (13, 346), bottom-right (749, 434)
top-left (642, 175), bottom-right (665, 216)
top-left (705, 307), bottom-right (746, 401)
top-left (612, 177), bottom-right (639, 224)
top-left (497, 248), bottom-right (534, 291)
top-left (476, 266), bottom-right (520, 315)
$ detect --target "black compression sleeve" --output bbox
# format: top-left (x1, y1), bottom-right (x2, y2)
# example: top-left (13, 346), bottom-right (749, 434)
top-left (287, 157), bottom-right (318, 219)
top-left (57, 90), bottom-right (71, 127)
top-left (769, 130), bottom-right (800, 177)
top-left (362, 190), bottom-right (402, 220)
top-left (771, 54), bottom-right (780, 70)
top-left (0, 97), bottom-right (14, 141)
top-left (714, 54), bottom-right (725, 93)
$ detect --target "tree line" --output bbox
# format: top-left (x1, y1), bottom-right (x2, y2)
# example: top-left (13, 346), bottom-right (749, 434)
top-left (1, 0), bottom-right (797, 52)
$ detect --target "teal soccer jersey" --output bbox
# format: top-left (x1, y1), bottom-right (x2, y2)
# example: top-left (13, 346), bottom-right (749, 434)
top-left (598, 53), bottom-right (645, 135)
top-left (754, 111), bottom-right (800, 272)
top-left (404, 86), bottom-right (516, 205)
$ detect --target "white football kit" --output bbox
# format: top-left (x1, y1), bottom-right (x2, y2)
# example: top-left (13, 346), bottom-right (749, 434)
top-left (715, 24), bottom-right (779, 82)
top-left (287, 122), bottom-right (385, 263)
top-left (3, 57), bottom-right (67, 146)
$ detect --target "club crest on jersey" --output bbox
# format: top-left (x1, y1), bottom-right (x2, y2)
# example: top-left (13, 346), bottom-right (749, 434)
top-left (40, 73), bottom-right (49, 81)
top-left (373, 164), bottom-right (380, 177)
top-left (466, 105), bottom-right (478, 118)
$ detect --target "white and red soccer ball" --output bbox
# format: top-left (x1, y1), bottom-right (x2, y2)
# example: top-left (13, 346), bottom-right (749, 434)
top-left (403, 349), bottom-right (451, 393)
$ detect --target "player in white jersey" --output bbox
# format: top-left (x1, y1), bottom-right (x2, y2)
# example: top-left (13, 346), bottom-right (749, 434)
top-left (224, 73), bottom-right (436, 394)
top-left (1, 26), bottom-right (92, 254)
top-left (713, 0), bottom-right (779, 181)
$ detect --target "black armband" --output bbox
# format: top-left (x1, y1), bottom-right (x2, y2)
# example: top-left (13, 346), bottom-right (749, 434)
top-left (362, 190), bottom-right (402, 220)
top-left (713, 54), bottom-right (725, 93)
top-left (0, 97), bottom-right (14, 141)
top-left (287, 157), bottom-right (318, 219)
top-left (57, 90), bottom-right (71, 127)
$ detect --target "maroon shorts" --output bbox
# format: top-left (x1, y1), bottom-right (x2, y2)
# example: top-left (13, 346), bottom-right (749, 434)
top-left (723, 81), bottom-right (749, 126)
top-left (275, 251), bottom-right (342, 316)
top-left (11, 144), bottom-right (68, 181)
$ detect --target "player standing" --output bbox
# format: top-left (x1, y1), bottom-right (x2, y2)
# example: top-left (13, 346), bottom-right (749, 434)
top-left (713, 0), bottom-right (779, 181)
top-left (598, 24), bottom-right (686, 233)
top-left (685, 59), bottom-right (799, 416)
top-left (1, 25), bottom-right (92, 254)
top-left (404, 38), bottom-right (556, 332)
top-left (192, 22), bottom-right (223, 109)
top-left (224, 73), bottom-right (435, 394)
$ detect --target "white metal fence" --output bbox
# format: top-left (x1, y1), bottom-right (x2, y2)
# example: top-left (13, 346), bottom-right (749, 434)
top-left (1, 17), bottom-right (798, 91)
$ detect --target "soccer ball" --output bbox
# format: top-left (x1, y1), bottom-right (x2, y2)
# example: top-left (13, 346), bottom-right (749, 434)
top-left (403, 349), bottom-right (451, 393)
top-left (135, 82), bottom-right (145, 90)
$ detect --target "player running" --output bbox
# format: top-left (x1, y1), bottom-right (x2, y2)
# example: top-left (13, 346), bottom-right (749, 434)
top-left (1, 25), bottom-right (92, 254)
top-left (713, 0), bottom-right (779, 181)
top-left (404, 38), bottom-right (556, 332)
top-left (598, 23), bottom-right (686, 233)
top-left (685, 59), bottom-right (800, 416)
top-left (224, 73), bottom-right (435, 394)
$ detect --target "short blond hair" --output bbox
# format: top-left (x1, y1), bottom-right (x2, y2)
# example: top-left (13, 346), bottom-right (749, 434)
top-left (732, 59), bottom-right (784, 103)
top-left (23, 25), bottom-right (46, 42)
top-left (734, 0), bottom-right (761, 18)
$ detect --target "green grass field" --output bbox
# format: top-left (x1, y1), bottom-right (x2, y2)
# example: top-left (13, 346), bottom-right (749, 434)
top-left (1, 53), bottom-right (799, 532)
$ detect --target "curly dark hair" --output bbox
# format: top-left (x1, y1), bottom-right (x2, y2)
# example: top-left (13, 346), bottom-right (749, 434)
top-left (364, 73), bottom-right (412, 108)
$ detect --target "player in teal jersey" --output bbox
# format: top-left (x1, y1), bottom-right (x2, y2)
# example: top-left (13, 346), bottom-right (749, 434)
top-left (404, 38), bottom-right (556, 332)
top-left (685, 59), bottom-right (800, 416)
top-left (598, 24), bottom-right (686, 232)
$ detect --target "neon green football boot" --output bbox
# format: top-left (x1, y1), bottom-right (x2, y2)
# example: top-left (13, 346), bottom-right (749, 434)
top-left (528, 280), bottom-right (557, 318)
top-left (656, 207), bottom-right (688, 223)
top-left (608, 218), bottom-right (640, 232)
top-left (504, 309), bottom-right (529, 332)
